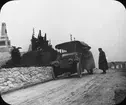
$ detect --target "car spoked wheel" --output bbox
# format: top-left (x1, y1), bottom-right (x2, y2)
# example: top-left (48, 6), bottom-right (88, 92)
top-left (77, 62), bottom-right (82, 78)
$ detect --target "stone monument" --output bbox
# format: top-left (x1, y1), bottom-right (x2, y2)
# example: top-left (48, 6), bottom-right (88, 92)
top-left (0, 22), bottom-right (11, 52)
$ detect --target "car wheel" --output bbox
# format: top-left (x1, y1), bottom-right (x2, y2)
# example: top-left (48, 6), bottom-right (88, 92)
top-left (77, 62), bottom-right (82, 78)
top-left (67, 72), bottom-right (71, 77)
top-left (52, 67), bottom-right (59, 79)
top-left (86, 69), bottom-right (90, 74)
top-left (89, 68), bottom-right (93, 74)
top-left (87, 68), bottom-right (93, 74)
top-left (51, 68), bottom-right (56, 79)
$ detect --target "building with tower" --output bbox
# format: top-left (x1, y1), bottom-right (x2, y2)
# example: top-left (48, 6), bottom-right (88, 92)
top-left (0, 22), bottom-right (11, 52)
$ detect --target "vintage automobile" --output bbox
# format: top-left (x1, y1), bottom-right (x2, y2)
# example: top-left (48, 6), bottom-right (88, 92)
top-left (51, 40), bottom-right (95, 79)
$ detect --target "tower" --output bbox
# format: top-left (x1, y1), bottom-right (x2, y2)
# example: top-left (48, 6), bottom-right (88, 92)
top-left (70, 34), bottom-right (72, 41)
top-left (0, 22), bottom-right (11, 52)
top-left (44, 33), bottom-right (47, 41)
top-left (32, 28), bottom-right (35, 36)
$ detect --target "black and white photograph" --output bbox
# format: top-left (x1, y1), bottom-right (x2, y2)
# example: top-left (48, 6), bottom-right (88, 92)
top-left (0, 0), bottom-right (126, 105)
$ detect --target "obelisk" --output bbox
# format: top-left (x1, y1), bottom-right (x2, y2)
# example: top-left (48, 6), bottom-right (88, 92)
top-left (0, 22), bottom-right (11, 52)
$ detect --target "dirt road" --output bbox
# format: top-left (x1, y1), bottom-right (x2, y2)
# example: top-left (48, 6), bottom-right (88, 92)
top-left (2, 69), bottom-right (126, 105)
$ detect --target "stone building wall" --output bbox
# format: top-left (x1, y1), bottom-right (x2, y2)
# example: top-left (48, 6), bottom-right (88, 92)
top-left (0, 67), bottom-right (53, 94)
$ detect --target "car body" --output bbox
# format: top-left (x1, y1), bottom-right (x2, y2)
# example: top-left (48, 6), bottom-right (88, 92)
top-left (51, 40), bottom-right (95, 78)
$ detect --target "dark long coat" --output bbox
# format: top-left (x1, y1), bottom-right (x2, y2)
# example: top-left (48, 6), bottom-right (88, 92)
top-left (98, 50), bottom-right (108, 70)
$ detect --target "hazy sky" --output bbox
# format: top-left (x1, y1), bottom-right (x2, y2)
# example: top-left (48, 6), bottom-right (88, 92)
top-left (0, 0), bottom-right (126, 65)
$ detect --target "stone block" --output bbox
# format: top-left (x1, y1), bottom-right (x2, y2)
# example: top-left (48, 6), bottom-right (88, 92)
top-left (20, 68), bottom-right (29, 74)
top-left (31, 70), bottom-right (38, 75)
top-left (15, 78), bottom-right (23, 83)
top-left (8, 83), bottom-right (14, 88)
top-left (0, 78), bottom-right (5, 83)
top-left (3, 82), bottom-right (8, 86)
top-left (36, 73), bottom-right (41, 77)
top-left (12, 71), bottom-right (20, 77)
top-left (6, 81), bottom-right (12, 84)
top-left (24, 74), bottom-right (31, 80)
top-left (7, 78), bottom-right (15, 82)
top-left (0, 66), bottom-right (53, 94)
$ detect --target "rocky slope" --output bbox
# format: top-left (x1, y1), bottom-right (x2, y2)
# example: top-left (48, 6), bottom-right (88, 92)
top-left (0, 67), bottom-right (53, 94)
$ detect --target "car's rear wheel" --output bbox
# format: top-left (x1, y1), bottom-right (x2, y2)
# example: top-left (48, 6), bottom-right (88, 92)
top-left (76, 62), bottom-right (82, 78)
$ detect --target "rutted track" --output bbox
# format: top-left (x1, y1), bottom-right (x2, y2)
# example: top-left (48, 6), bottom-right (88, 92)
top-left (2, 69), bottom-right (126, 105)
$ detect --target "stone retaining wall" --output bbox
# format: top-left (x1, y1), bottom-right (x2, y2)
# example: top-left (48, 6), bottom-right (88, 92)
top-left (0, 67), bottom-right (53, 94)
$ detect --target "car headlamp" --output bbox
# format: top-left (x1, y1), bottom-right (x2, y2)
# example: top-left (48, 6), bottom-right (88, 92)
top-left (68, 58), bottom-right (73, 64)
top-left (74, 54), bottom-right (79, 62)
top-left (51, 61), bottom-right (59, 67)
top-left (54, 61), bottom-right (59, 67)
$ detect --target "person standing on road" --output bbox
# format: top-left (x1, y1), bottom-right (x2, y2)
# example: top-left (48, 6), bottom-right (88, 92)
top-left (98, 48), bottom-right (108, 74)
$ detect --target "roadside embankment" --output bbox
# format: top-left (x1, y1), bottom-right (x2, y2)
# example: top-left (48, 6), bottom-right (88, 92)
top-left (0, 66), bottom-right (53, 94)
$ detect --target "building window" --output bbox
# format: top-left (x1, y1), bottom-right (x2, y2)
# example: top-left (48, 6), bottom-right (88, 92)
top-left (8, 41), bottom-right (10, 46)
top-left (0, 41), bottom-right (5, 46)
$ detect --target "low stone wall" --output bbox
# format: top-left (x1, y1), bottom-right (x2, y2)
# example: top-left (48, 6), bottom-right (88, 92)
top-left (0, 67), bottom-right (53, 94)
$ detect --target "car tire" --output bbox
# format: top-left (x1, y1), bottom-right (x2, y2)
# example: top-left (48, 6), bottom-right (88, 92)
top-left (77, 62), bottom-right (82, 78)
top-left (86, 69), bottom-right (90, 74)
top-left (87, 69), bottom-right (93, 74)
top-left (67, 72), bottom-right (71, 77)
top-left (52, 67), bottom-right (59, 79)
top-left (51, 68), bottom-right (56, 79)
top-left (89, 68), bottom-right (93, 74)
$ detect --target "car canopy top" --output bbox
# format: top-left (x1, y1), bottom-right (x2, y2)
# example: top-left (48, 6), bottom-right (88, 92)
top-left (55, 41), bottom-right (91, 51)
